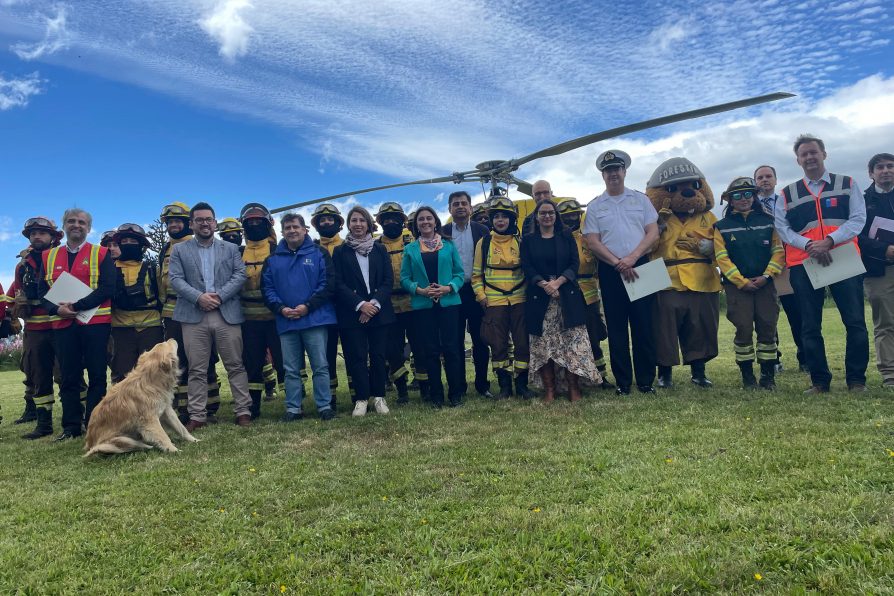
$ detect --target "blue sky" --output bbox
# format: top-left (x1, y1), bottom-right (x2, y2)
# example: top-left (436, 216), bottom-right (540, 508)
top-left (1, 0), bottom-right (893, 288)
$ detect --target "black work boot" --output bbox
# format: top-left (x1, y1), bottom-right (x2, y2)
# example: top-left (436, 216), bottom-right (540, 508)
top-left (417, 380), bottom-right (430, 403)
top-left (495, 369), bottom-right (513, 399)
top-left (690, 360), bottom-right (713, 388)
top-left (15, 398), bottom-right (37, 424)
top-left (657, 366), bottom-right (674, 389)
top-left (596, 367), bottom-right (615, 390)
top-left (515, 370), bottom-right (535, 399)
top-left (22, 408), bottom-right (53, 440)
top-left (395, 377), bottom-right (409, 404)
top-left (250, 394), bottom-right (262, 420)
top-left (739, 361), bottom-right (757, 390)
top-left (759, 361), bottom-right (776, 390)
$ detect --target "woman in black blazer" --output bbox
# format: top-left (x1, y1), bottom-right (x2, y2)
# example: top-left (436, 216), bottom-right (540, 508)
top-left (332, 206), bottom-right (395, 417)
top-left (521, 199), bottom-right (601, 403)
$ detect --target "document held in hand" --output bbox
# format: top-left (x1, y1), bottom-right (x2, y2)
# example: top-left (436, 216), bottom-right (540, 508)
top-left (623, 257), bottom-right (672, 302)
top-left (802, 241), bottom-right (866, 289)
top-left (43, 271), bottom-right (100, 324)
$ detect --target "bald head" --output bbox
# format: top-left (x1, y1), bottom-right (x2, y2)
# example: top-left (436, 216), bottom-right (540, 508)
top-left (532, 180), bottom-right (553, 203)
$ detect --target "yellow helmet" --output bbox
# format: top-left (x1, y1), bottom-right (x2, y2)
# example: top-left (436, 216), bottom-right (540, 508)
top-left (472, 203), bottom-right (488, 218)
top-left (487, 196), bottom-right (518, 216)
top-left (555, 197), bottom-right (583, 214)
top-left (217, 217), bottom-right (243, 233)
top-left (374, 201), bottom-right (407, 223)
top-left (160, 201), bottom-right (190, 221)
top-left (311, 203), bottom-right (344, 228)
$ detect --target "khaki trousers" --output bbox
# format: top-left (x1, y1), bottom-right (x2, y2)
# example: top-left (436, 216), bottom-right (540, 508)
top-left (724, 283), bottom-right (779, 363)
top-left (182, 310), bottom-right (251, 422)
top-left (653, 290), bottom-right (719, 366)
top-left (865, 266), bottom-right (894, 384)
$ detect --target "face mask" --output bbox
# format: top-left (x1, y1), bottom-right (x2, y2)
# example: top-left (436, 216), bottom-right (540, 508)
top-left (316, 223), bottom-right (339, 238)
top-left (119, 244), bottom-right (143, 262)
top-left (382, 222), bottom-right (403, 239)
top-left (222, 233), bottom-right (242, 245)
top-left (168, 220), bottom-right (191, 239)
top-left (244, 222), bottom-right (270, 242)
top-left (561, 215), bottom-right (581, 231)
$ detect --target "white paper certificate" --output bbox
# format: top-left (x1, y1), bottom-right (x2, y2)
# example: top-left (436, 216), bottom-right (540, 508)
top-left (802, 241), bottom-right (866, 289)
top-left (43, 271), bottom-right (100, 324)
top-left (624, 257), bottom-right (672, 302)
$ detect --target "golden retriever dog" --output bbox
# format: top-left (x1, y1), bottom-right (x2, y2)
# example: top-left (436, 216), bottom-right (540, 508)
top-left (84, 338), bottom-right (199, 457)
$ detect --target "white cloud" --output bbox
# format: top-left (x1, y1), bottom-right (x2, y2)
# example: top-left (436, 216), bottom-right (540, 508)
top-left (10, 3), bottom-right (70, 61)
top-left (198, 0), bottom-right (254, 62)
top-left (0, 72), bottom-right (44, 110)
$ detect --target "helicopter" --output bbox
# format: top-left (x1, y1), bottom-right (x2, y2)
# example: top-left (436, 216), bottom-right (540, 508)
top-left (271, 92), bottom-right (794, 219)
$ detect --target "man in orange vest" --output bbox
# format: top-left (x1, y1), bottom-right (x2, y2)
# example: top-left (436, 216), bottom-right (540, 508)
top-left (40, 208), bottom-right (116, 440)
top-left (774, 134), bottom-right (869, 393)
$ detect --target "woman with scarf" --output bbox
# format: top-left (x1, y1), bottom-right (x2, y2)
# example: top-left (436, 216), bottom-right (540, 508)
top-left (400, 206), bottom-right (466, 408)
top-left (331, 206), bottom-right (395, 417)
top-left (521, 199), bottom-right (601, 403)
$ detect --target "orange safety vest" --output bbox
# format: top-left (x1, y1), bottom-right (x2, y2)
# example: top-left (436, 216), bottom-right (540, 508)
top-left (781, 173), bottom-right (858, 267)
top-left (43, 243), bottom-right (112, 328)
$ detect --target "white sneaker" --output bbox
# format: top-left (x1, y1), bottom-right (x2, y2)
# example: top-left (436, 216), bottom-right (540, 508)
top-left (352, 400), bottom-right (368, 417)
top-left (372, 396), bottom-right (390, 415)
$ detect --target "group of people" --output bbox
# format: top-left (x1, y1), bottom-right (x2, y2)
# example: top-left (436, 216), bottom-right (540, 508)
top-left (1, 134), bottom-right (892, 443)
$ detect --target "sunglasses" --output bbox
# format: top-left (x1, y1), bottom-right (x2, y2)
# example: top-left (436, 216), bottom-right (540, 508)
top-left (664, 180), bottom-right (702, 193)
top-left (730, 191), bottom-right (755, 200)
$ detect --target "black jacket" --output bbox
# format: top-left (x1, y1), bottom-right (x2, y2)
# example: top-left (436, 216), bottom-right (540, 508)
top-left (858, 185), bottom-right (894, 277)
top-left (520, 230), bottom-right (586, 335)
top-left (442, 221), bottom-right (489, 286)
top-left (331, 242), bottom-right (395, 328)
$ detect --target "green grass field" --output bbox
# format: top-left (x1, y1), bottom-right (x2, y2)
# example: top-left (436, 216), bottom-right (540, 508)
top-left (1, 306), bottom-right (892, 593)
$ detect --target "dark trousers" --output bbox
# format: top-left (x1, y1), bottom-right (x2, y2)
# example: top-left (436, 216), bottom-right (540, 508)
top-left (340, 325), bottom-right (388, 402)
top-left (416, 304), bottom-right (464, 405)
top-left (654, 290), bottom-right (720, 366)
top-left (326, 325), bottom-right (341, 392)
top-left (778, 292), bottom-right (805, 366)
top-left (164, 318), bottom-right (220, 415)
top-left (22, 329), bottom-right (56, 410)
top-left (110, 326), bottom-right (164, 382)
top-left (54, 323), bottom-right (110, 433)
top-left (598, 261), bottom-right (656, 389)
top-left (789, 265), bottom-right (869, 387)
top-left (242, 319), bottom-right (284, 412)
top-left (457, 283), bottom-right (490, 394)
top-left (584, 301), bottom-right (608, 370)
top-left (386, 311), bottom-right (425, 382)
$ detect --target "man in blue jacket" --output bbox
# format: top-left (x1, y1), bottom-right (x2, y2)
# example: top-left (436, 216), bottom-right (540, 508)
top-left (262, 213), bottom-right (338, 421)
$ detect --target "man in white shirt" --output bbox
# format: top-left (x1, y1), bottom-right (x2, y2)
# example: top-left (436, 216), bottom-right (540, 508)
top-left (584, 150), bottom-right (660, 394)
top-left (774, 134), bottom-right (869, 393)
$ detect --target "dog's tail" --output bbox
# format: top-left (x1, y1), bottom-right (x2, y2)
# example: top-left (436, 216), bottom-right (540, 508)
top-left (83, 436), bottom-right (153, 458)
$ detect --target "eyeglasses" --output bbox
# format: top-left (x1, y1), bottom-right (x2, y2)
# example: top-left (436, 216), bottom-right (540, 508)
top-left (193, 217), bottom-right (216, 225)
top-left (730, 191), bottom-right (755, 200)
top-left (538, 211), bottom-right (556, 218)
top-left (533, 191), bottom-right (552, 197)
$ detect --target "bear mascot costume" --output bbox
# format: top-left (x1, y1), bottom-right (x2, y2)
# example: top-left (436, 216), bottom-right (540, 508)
top-left (645, 157), bottom-right (721, 388)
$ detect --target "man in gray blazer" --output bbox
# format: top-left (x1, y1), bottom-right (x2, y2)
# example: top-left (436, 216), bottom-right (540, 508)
top-left (169, 202), bottom-right (252, 430)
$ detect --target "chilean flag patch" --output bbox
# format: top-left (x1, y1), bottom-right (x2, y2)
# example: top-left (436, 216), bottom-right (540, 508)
top-left (825, 197), bottom-right (838, 208)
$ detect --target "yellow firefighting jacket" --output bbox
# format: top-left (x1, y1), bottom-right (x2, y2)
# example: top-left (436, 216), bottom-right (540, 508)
top-left (572, 229), bottom-right (600, 306)
top-left (112, 260), bottom-right (162, 329)
top-left (378, 231), bottom-right (414, 314)
top-left (653, 212), bottom-right (721, 292)
top-left (241, 239), bottom-right (276, 321)
top-left (317, 234), bottom-right (343, 257)
top-left (158, 235), bottom-right (192, 319)
top-left (472, 232), bottom-right (525, 306)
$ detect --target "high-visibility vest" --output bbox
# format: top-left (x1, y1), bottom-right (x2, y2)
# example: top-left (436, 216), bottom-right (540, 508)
top-left (158, 235), bottom-right (192, 319)
top-left (241, 239), bottom-right (276, 321)
top-left (781, 173), bottom-right (857, 267)
top-left (112, 260), bottom-right (162, 329)
top-left (377, 232), bottom-right (413, 314)
top-left (572, 230), bottom-right (600, 305)
top-left (43, 243), bottom-right (112, 328)
top-left (471, 232), bottom-right (525, 306)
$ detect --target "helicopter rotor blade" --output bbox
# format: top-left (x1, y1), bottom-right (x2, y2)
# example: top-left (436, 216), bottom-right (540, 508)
top-left (511, 92), bottom-right (795, 168)
top-left (270, 173), bottom-right (475, 214)
top-left (508, 175), bottom-right (533, 197)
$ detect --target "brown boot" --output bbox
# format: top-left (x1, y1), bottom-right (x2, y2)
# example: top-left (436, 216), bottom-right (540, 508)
top-left (568, 373), bottom-right (582, 403)
top-left (540, 362), bottom-right (556, 403)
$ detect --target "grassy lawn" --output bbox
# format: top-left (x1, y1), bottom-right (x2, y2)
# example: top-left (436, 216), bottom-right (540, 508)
top-left (1, 305), bottom-right (893, 593)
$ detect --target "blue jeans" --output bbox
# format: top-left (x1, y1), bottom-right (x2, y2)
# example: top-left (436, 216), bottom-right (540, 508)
top-left (280, 326), bottom-right (332, 414)
top-left (789, 264), bottom-right (869, 387)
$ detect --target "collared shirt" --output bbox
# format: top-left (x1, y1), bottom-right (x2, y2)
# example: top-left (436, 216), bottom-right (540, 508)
top-left (758, 192), bottom-right (779, 216)
top-left (876, 183), bottom-right (894, 195)
top-left (773, 170), bottom-right (866, 249)
top-left (196, 238), bottom-right (216, 293)
top-left (451, 221), bottom-right (474, 282)
top-left (582, 187), bottom-right (658, 258)
top-left (66, 240), bottom-right (88, 254)
top-left (352, 251), bottom-right (381, 310)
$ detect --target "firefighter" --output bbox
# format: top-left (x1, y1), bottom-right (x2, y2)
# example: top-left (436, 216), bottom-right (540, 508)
top-left (99, 230), bottom-right (121, 260)
top-left (217, 217), bottom-right (243, 246)
top-left (237, 203), bottom-right (285, 418)
top-left (109, 223), bottom-right (164, 382)
top-left (472, 203), bottom-right (491, 230)
top-left (557, 197), bottom-right (614, 389)
top-left (311, 203), bottom-right (349, 405)
top-left (472, 196), bottom-right (532, 398)
top-left (375, 202), bottom-right (429, 403)
top-left (714, 177), bottom-right (784, 389)
top-left (158, 202), bottom-right (222, 422)
top-left (5, 218), bottom-right (62, 438)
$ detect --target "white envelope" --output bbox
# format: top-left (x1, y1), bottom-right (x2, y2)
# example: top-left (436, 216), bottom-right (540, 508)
top-left (802, 242), bottom-right (866, 289)
top-left (43, 271), bottom-right (100, 324)
top-left (624, 257), bottom-right (672, 302)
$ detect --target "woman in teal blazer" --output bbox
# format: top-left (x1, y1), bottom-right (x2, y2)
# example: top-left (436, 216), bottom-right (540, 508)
top-left (400, 206), bottom-right (465, 407)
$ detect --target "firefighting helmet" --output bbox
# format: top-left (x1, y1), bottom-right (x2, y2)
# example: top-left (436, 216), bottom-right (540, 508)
top-left (374, 202), bottom-right (407, 224)
top-left (721, 177), bottom-right (758, 203)
top-left (159, 201), bottom-right (191, 222)
top-left (487, 196), bottom-right (518, 217)
top-left (472, 203), bottom-right (488, 218)
top-left (21, 216), bottom-right (63, 242)
top-left (217, 218), bottom-right (243, 234)
top-left (112, 223), bottom-right (151, 248)
top-left (239, 203), bottom-right (274, 225)
top-left (310, 203), bottom-right (344, 228)
top-left (555, 198), bottom-right (583, 214)
top-left (100, 230), bottom-right (117, 247)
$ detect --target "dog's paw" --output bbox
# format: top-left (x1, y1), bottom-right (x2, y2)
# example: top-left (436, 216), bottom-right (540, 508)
top-left (185, 435), bottom-right (200, 443)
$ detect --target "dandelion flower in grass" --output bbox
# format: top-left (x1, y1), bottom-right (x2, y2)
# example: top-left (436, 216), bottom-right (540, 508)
top-left (664, 457), bottom-right (674, 464)
top-left (218, 507), bottom-right (225, 513)
top-left (886, 449), bottom-right (894, 457)
top-left (754, 573), bottom-right (763, 581)
top-left (280, 585), bottom-right (287, 593)
top-left (421, 518), bottom-right (428, 525)
top-left (382, 496), bottom-right (388, 501)
top-left (248, 467), bottom-right (256, 473)
top-left (531, 507), bottom-right (542, 513)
